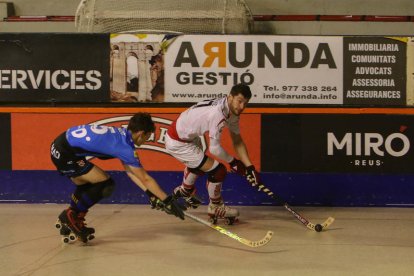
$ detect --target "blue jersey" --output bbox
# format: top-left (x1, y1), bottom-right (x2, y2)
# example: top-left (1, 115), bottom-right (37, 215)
top-left (66, 124), bottom-right (142, 168)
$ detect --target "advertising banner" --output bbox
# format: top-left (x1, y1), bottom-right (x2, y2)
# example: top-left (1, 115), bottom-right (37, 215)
top-left (164, 35), bottom-right (343, 104)
top-left (111, 34), bottom-right (410, 105)
top-left (343, 37), bottom-right (407, 106)
top-left (262, 114), bottom-right (414, 173)
top-left (406, 38), bottom-right (414, 105)
top-left (1, 33), bottom-right (412, 106)
top-left (11, 113), bottom-right (261, 171)
top-left (0, 33), bottom-right (110, 103)
top-left (0, 113), bottom-right (11, 170)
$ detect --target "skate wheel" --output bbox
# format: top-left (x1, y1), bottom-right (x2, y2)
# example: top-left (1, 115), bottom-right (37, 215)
top-left (208, 216), bottom-right (217, 225)
top-left (62, 236), bottom-right (70, 243)
top-left (69, 233), bottom-right (77, 241)
top-left (60, 227), bottom-right (71, 236)
top-left (225, 217), bottom-right (235, 225)
top-left (88, 234), bottom-right (95, 241)
top-left (55, 222), bottom-right (62, 229)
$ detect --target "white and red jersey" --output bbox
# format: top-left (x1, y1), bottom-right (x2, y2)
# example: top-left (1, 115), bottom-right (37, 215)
top-left (166, 97), bottom-right (239, 167)
top-left (175, 97), bottom-right (240, 141)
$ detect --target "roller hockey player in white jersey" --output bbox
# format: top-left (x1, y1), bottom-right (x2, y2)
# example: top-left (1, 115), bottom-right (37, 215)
top-left (165, 84), bottom-right (262, 224)
top-left (50, 113), bottom-right (185, 243)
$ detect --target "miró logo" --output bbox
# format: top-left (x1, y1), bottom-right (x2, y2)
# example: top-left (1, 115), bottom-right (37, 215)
top-left (327, 132), bottom-right (410, 167)
top-left (88, 115), bottom-right (207, 154)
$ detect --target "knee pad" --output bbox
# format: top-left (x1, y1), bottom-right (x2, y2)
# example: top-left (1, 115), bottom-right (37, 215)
top-left (89, 178), bottom-right (115, 199)
top-left (183, 167), bottom-right (205, 187)
top-left (187, 167), bottom-right (205, 176)
top-left (207, 163), bottom-right (227, 183)
top-left (100, 178), bottom-right (116, 198)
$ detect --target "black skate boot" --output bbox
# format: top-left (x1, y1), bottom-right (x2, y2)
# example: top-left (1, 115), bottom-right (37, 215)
top-left (57, 208), bottom-right (94, 243)
top-left (78, 211), bottom-right (95, 239)
top-left (173, 186), bottom-right (202, 209)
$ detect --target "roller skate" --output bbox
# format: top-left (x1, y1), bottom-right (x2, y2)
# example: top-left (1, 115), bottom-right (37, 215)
top-left (55, 221), bottom-right (77, 244)
top-left (207, 201), bottom-right (239, 225)
top-left (56, 208), bottom-right (95, 243)
top-left (173, 186), bottom-right (202, 209)
top-left (77, 211), bottom-right (95, 236)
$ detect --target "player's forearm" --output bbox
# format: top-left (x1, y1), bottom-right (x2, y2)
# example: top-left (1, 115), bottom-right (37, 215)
top-left (142, 176), bottom-right (168, 201)
top-left (233, 138), bottom-right (253, 166)
top-left (209, 138), bottom-right (233, 162)
top-left (229, 131), bottom-right (253, 166)
top-left (126, 170), bottom-right (167, 200)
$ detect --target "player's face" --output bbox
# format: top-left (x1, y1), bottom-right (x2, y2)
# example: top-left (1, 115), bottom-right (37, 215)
top-left (228, 94), bottom-right (249, 116)
top-left (133, 131), bottom-right (152, 146)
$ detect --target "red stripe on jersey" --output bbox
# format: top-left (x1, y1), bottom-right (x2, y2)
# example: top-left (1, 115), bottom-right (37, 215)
top-left (167, 121), bottom-right (192, 143)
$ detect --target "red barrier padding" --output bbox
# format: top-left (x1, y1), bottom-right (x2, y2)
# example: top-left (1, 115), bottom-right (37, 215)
top-left (5, 16), bottom-right (48, 22)
top-left (5, 14), bottom-right (413, 22)
top-left (364, 15), bottom-right (410, 22)
top-left (271, 15), bottom-right (318, 21)
top-left (253, 15), bottom-right (413, 22)
top-left (252, 15), bottom-right (274, 21)
top-left (5, 16), bottom-right (75, 22)
top-left (48, 16), bottom-right (75, 22)
top-left (319, 15), bottom-right (363, 21)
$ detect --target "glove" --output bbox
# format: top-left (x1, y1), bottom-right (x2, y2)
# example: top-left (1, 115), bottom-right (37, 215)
top-left (246, 165), bottom-right (261, 187)
top-left (162, 195), bottom-right (186, 220)
top-left (145, 190), bottom-right (163, 210)
top-left (229, 158), bottom-right (246, 176)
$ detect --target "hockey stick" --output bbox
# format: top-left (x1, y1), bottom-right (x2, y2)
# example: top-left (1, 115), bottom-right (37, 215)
top-left (255, 183), bottom-right (334, 232)
top-left (139, 184), bottom-right (273, 247)
top-left (184, 212), bottom-right (273, 248)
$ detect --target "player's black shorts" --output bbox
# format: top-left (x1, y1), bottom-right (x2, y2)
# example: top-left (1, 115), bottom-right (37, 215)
top-left (50, 132), bottom-right (94, 178)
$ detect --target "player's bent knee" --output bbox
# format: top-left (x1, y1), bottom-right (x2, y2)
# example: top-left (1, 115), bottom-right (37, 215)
top-left (207, 163), bottom-right (227, 183)
top-left (187, 167), bottom-right (205, 176)
top-left (90, 178), bottom-right (115, 199)
top-left (101, 178), bottom-right (115, 198)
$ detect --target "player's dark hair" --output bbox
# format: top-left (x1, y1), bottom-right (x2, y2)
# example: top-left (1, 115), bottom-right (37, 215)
top-left (230, 83), bottom-right (252, 99)
top-left (128, 113), bottom-right (155, 134)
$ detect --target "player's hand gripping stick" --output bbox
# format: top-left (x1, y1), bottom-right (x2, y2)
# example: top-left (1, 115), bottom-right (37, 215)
top-left (229, 158), bottom-right (246, 176)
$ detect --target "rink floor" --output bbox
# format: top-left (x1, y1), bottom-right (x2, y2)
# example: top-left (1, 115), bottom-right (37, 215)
top-left (1, 204), bottom-right (413, 276)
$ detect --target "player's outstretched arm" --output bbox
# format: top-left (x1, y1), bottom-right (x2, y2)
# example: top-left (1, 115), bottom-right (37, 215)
top-left (124, 165), bottom-right (186, 220)
top-left (124, 165), bottom-right (168, 200)
top-left (229, 132), bottom-right (262, 186)
top-left (229, 132), bottom-right (253, 167)
top-left (229, 158), bottom-right (246, 175)
top-left (145, 190), bottom-right (186, 220)
top-left (209, 138), bottom-right (233, 162)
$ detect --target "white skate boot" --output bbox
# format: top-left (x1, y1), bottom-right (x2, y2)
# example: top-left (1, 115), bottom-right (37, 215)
top-left (173, 185), bottom-right (202, 209)
top-left (207, 201), bottom-right (239, 225)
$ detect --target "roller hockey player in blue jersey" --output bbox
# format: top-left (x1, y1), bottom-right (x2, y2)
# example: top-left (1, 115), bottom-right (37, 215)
top-left (50, 113), bottom-right (185, 243)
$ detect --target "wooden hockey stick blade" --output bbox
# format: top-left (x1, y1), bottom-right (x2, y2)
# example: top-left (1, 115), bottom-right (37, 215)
top-left (306, 217), bottom-right (335, 232)
top-left (184, 212), bottom-right (274, 248)
top-left (321, 216), bottom-right (335, 230)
